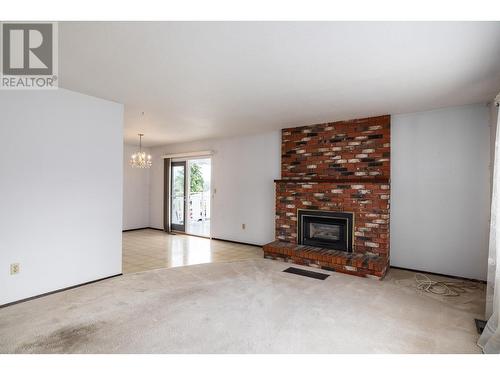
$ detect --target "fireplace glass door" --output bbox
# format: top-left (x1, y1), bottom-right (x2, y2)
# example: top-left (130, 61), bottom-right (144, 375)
top-left (309, 221), bottom-right (341, 241)
top-left (298, 210), bottom-right (353, 252)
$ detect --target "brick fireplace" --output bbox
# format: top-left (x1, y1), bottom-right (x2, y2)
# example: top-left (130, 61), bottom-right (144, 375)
top-left (263, 115), bottom-right (390, 279)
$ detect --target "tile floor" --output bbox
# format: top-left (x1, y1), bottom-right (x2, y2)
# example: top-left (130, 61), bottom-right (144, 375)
top-left (122, 229), bottom-right (263, 274)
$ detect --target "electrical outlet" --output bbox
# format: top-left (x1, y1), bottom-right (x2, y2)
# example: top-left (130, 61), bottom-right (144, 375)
top-left (10, 263), bottom-right (20, 275)
top-left (242, 223), bottom-right (246, 230)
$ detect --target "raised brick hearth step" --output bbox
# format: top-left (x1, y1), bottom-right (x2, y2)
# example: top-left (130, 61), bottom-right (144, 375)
top-left (263, 240), bottom-right (389, 279)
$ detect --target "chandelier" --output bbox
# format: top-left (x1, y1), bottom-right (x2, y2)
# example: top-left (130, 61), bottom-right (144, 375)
top-left (130, 133), bottom-right (152, 168)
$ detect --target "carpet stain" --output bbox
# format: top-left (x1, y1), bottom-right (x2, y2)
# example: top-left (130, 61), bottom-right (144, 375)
top-left (15, 322), bottom-right (105, 353)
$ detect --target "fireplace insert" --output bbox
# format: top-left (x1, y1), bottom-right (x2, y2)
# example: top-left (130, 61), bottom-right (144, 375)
top-left (297, 210), bottom-right (353, 252)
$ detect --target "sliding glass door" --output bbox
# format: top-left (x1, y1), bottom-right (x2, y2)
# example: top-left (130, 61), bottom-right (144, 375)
top-left (170, 158), bottom-right (211, 236)
top-left (171, 161), bottom-right (186, 232)
top-left (186, 158), bottom-right (211, 237)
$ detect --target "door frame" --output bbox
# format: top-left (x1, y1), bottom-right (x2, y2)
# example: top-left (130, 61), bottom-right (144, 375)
top-left (170, 160), bottom-right (187, 232)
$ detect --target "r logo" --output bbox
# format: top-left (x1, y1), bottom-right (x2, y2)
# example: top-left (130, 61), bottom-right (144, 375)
top-left (2, 23), bottom-right (53, 75)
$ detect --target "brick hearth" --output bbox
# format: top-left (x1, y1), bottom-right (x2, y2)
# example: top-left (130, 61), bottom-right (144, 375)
top-left (263, 241), bottom-right (388, 279)
top-left (263, 115), bottom-right (391, 279)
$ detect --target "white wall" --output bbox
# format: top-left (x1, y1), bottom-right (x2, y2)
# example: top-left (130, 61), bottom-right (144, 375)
top-left (149, 131), bottom-right (281, 245)
top-left (391, 104), bottom-right (491, 280)
top-left (0, 89), bottom-right (123, 305)
top-left (123, 144), bottom-right (150, 230)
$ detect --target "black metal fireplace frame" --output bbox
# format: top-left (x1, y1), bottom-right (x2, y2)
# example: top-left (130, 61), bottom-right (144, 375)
top-left (297, 209), bottom-right (354, 252)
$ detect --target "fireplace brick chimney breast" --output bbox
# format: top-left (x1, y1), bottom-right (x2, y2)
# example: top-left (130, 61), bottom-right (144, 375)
top-left (263, 115), bottom-right (390, 279)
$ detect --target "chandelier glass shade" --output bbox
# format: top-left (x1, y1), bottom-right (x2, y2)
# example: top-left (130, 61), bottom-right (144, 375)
top-left (130, 133), bottom-right (152, 168)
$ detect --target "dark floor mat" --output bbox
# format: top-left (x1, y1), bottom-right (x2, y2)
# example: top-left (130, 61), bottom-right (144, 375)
top-left (283, 267), bottom-right (329, 280)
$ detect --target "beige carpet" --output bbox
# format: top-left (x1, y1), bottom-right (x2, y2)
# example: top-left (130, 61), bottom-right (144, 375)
top-left (0, 259), bottom-right (484, 353)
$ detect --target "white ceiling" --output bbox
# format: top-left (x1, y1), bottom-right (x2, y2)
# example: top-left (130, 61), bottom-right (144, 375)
top-left (59, 22), bottom-right (500, 147)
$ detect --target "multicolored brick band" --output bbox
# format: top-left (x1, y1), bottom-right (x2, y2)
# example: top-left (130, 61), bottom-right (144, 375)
top-left (281, 115), bottom-right (390, 180)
